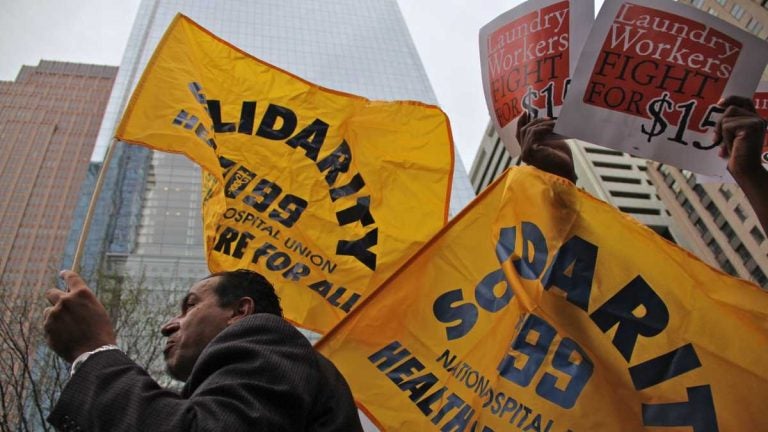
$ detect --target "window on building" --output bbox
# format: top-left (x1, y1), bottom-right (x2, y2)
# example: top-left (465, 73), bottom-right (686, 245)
top-left (705, 201), bottom-right (721, 219)
top-left (593, 161), bottom-right (633, 170)
top-left (752, 267), bottom-right (767, 288)
top-left (746, 17), bottom-right (764, 35)
top-left (719, 185), bottom-right (732, 200)
top-left (478, 138), bottom-right (502, 192)
top-left (662, 168), bottom-right (674, 184)
top-left (681, 198), bottom-right (694, 215)
top-left (715, 214), bottom-right (727, 228)
top-left (730, 4), bottom-right (745, 19)
top-left (671, 181), bottom-right (681, 195)
top-left (618, 206), bottom-right (661, 215)
top-left (734, 205), bottom-right (747, 222)
top-left (721, 260), bottom-right (737, 276)
top-left (609, 190), bottom-right (651, 199)
top-left (584, 147), bottom-right (624, 156)
top-left (736, 244), bottom-right (751, 263)
top-left (714, 0), bottom-right (726, 5)
top-left (693, 184), bottom-right (707, 199)
top-left (722, 222), bottom-right (736, 240)
top-left (751, 226), bottom-right (766, 244)
top-left (601, 175), bottom-right (642, 184)
top-left (471, 148), bottom-right (487, 185)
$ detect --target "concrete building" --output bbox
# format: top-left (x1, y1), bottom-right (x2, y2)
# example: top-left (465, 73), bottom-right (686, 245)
top-left (644, 0), bottom-right (768, 287)
top-left (92, 0), bottom-right (475, 292)
top-left (0, 61), bottom-right (117, 298)
top-left (688, 0), bottom-right (768, 42)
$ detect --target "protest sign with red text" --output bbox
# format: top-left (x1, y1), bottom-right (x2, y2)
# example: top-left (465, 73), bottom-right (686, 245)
top-left (480, 0), bottom-right (593, 157)
top-left (556, 0), bottom-right (768, 176)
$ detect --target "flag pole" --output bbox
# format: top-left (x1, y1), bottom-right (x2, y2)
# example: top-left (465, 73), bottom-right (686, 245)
top-left (71, 138), bottom-right (120, 273)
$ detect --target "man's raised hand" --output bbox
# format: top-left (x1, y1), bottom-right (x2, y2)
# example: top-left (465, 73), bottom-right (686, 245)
top-left (43, 270), bottom-right (116, 363)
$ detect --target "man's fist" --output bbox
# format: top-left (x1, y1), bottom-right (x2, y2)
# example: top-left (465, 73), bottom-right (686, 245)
top-left (43, 270), bottom-right (116, 363)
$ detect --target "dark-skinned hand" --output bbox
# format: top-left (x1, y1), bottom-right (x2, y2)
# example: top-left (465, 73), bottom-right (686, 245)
top-left (517, 111), bottom-right (577, 183)
top-left (714, 95), bottom-right (767, 178)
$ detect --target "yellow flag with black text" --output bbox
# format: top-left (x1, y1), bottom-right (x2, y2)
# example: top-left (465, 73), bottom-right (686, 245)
top-left (317, 166), bottom-right (768, 431)
top-left (115, 15), bottom-right (454, 333)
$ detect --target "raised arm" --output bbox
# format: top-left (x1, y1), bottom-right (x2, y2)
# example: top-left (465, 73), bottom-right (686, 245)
top-left (716, 96), bottom-right (768, 234)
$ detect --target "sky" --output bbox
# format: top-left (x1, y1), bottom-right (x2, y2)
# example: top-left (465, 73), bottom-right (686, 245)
top-left (0, 0), bottom-right (604, 170)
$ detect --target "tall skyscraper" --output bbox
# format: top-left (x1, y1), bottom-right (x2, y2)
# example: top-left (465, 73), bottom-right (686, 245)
top-left (469, 0), bottom-right (768, 287)
top-left (90, 0), bottom-right (475, 288)
top-left (645, 0), bottom-right (768, 287)
top-left (0, 60), bottom-right (117, 298)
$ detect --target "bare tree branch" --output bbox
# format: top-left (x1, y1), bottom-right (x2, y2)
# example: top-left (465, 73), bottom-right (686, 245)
top-left (0, 271), bottom-right (179, 430)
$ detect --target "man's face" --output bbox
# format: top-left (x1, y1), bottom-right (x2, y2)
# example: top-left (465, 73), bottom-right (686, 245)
top-left (161, 277), bottom-right (232, 381)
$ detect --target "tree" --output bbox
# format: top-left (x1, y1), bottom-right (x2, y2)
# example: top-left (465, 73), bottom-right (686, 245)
top-left (0, 272), bottom-right (179, 431)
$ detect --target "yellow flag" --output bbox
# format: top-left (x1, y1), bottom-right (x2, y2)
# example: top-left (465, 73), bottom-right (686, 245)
top-left (115, 15), bottom-right (454, 333)
top-left (317, 166), bottom-right (768, 431)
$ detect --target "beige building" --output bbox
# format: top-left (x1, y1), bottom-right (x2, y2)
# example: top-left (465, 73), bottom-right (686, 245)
top-left (0, 61), bottom-right (117, 298)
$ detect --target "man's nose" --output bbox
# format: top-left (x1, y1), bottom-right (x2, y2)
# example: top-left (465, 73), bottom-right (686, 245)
top-left (161, 317), bottom-right (180, 337)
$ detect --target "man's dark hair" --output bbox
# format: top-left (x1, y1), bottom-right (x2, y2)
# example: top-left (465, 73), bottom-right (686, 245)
top-left (206, 269), bottom-right (283, 316)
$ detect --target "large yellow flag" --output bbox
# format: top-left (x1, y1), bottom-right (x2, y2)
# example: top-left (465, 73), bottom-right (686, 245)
top-left (317, 166), bottom-right (768, 431)
top-left (115, 15), bottom-right (454, 333)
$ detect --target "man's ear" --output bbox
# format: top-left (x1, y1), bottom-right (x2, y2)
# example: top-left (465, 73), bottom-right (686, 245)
top-left (227, 297), bottom-right (255, 324)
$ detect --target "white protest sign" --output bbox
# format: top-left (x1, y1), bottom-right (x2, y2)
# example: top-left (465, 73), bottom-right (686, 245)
top-left (479, 0), bottom-right (593, 157)
top-left (556, 0), bottom-right (768, 176)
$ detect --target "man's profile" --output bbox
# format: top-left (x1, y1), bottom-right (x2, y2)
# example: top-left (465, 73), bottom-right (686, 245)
top-left (43, 269), bottom-right (364, 431)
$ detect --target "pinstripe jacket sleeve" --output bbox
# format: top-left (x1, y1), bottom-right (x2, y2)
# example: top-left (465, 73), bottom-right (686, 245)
top-left (47, 314), bottom-right (363, 432)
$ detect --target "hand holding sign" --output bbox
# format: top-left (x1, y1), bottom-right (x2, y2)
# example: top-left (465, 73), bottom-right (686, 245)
top-left (517, 111), bottom-right (577, 183)
top-left (714, 95), bottom-right (768, 233)
top-left (44, 271), bottom-right (116, 363)
top-left (479, 0), bottom-right (594, 158)
top-left (716, 96), bottom-right (766, 176)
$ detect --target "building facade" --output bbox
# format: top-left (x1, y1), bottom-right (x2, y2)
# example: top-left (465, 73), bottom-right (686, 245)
top-left (0, 61), bottom-right (117, 297)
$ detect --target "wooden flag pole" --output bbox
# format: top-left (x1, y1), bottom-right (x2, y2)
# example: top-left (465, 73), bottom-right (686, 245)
top-left (71, 139), bottom-right (120, 273)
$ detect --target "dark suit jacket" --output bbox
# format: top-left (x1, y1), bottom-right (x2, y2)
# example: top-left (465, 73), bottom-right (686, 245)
top-left (48, 314), bottom-right (363, 431)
